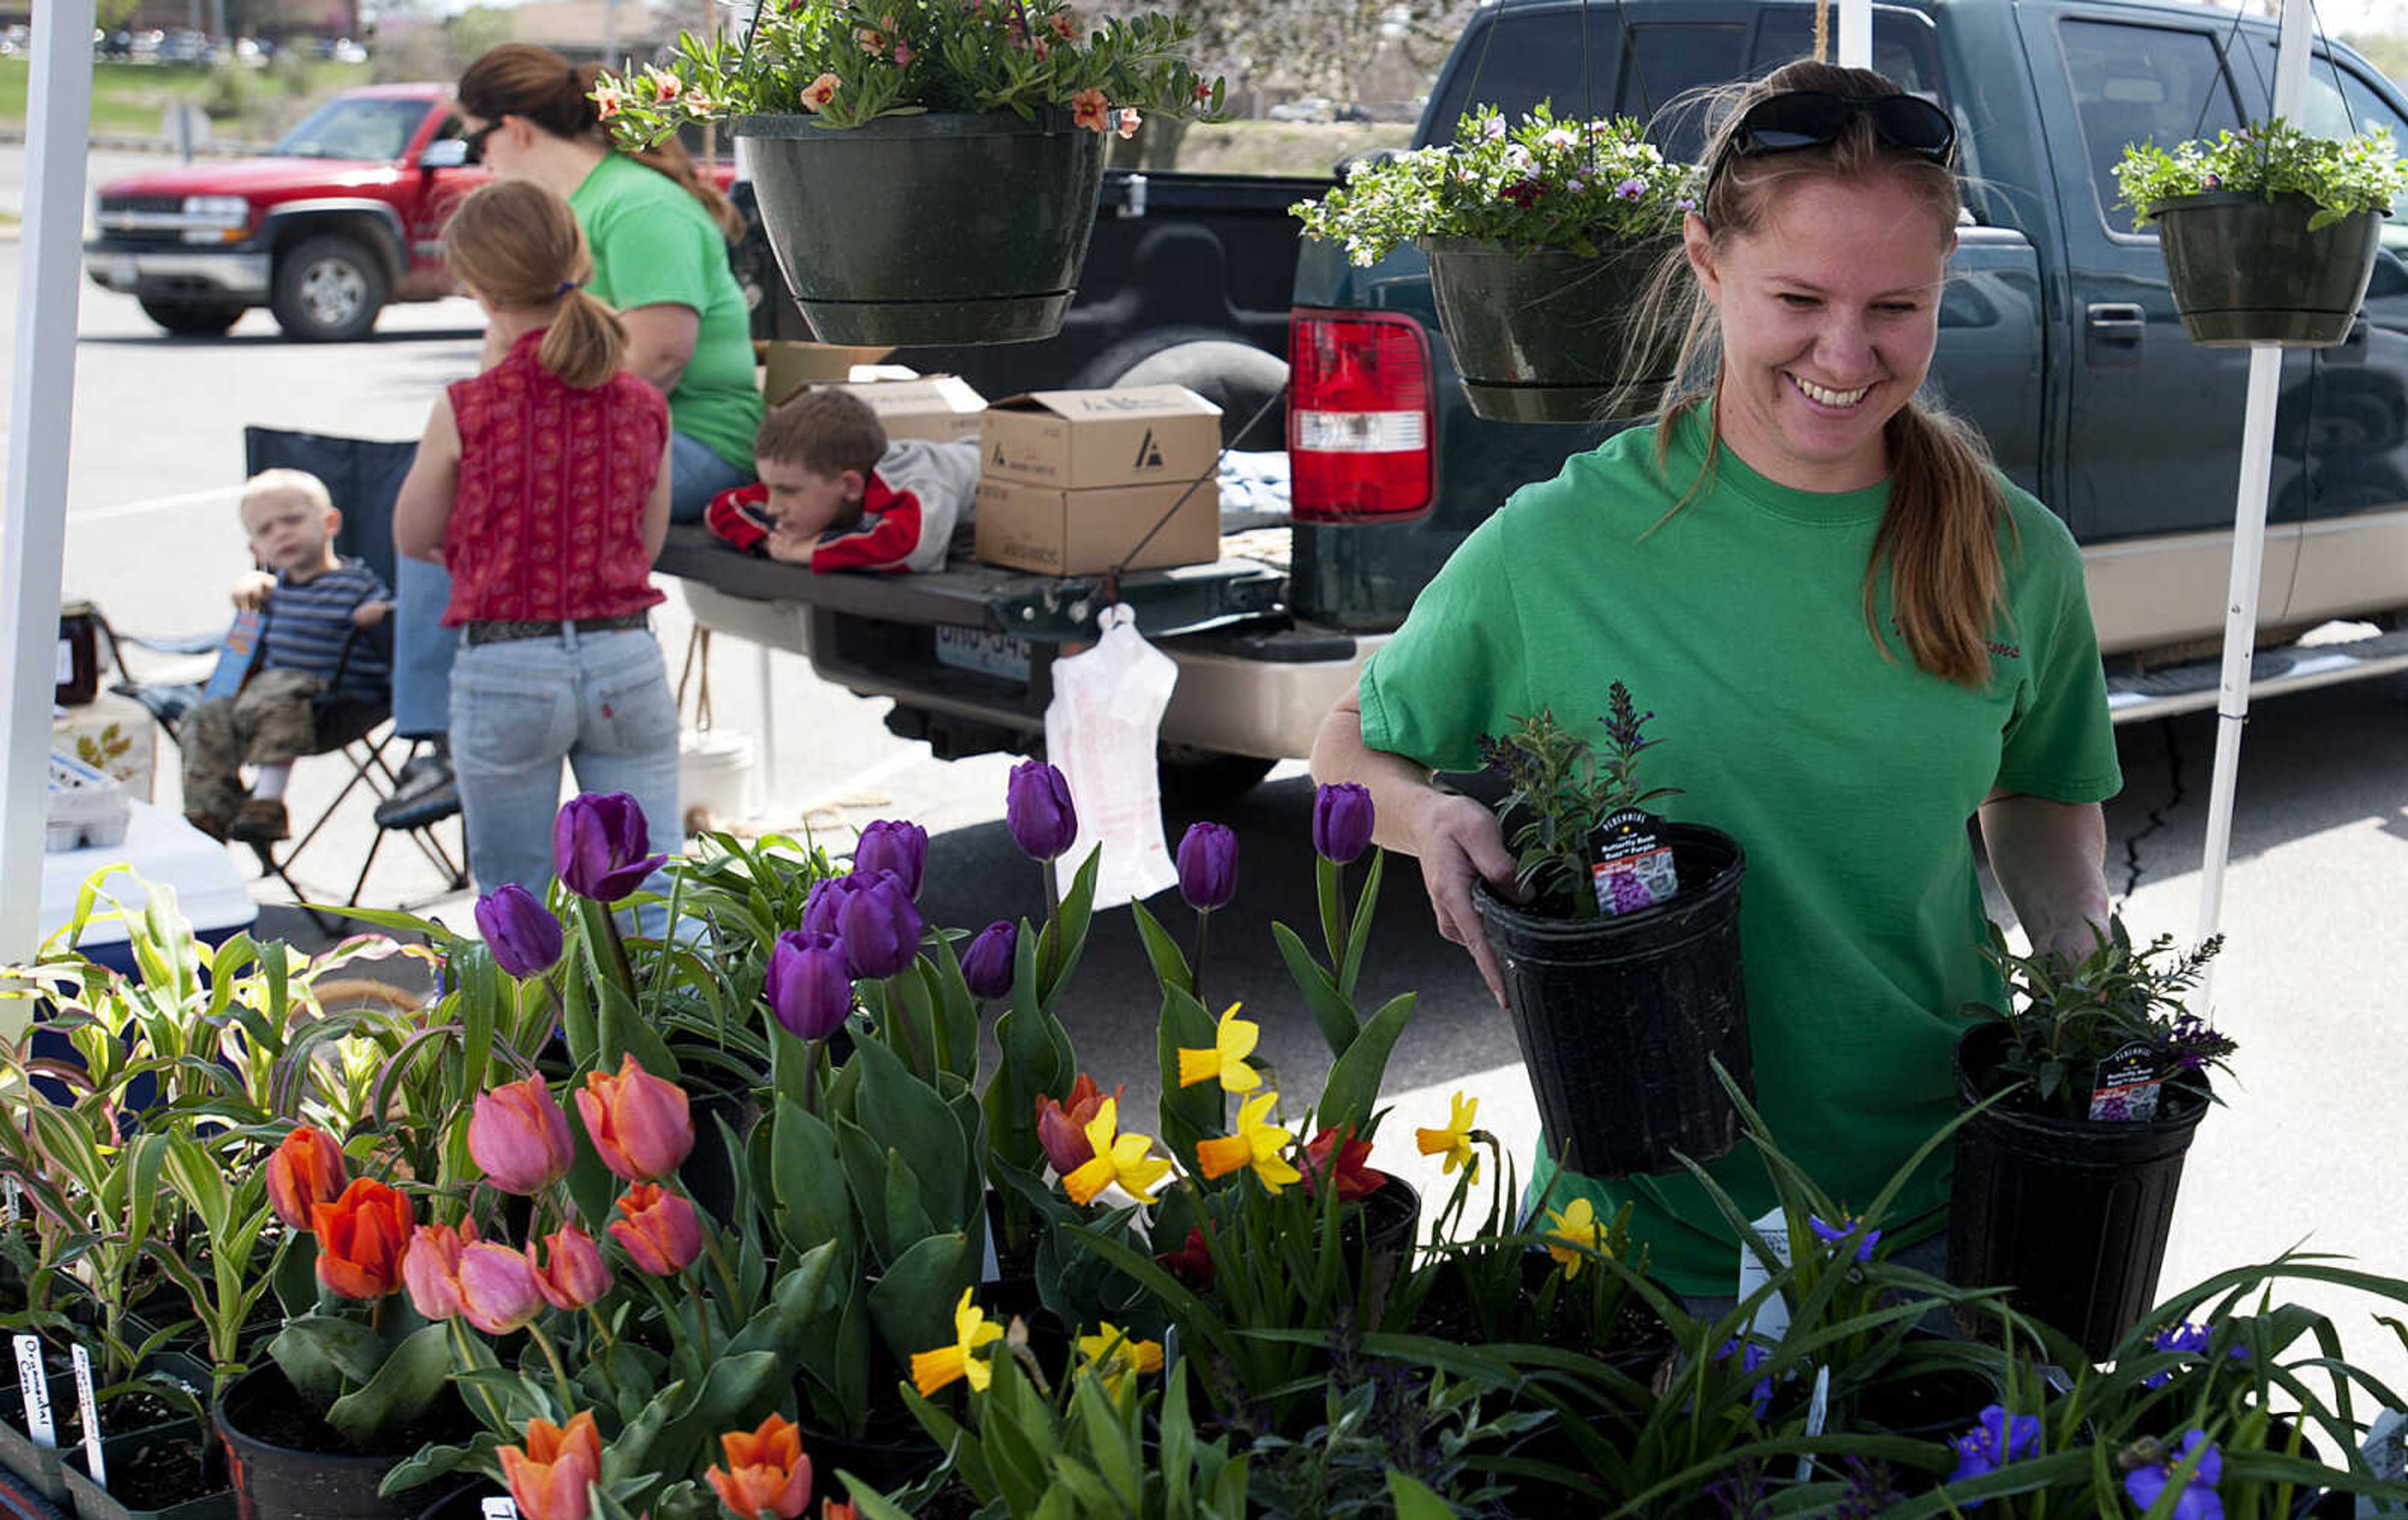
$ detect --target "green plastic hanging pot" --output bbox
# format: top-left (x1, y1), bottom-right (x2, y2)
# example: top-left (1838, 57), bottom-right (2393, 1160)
top-left (737, 110), bottom-right (1107, 346)
top-left (1420, 235), bottom-right (1681, 423)
top-left (2150, 190), bottom-right (2381, 347)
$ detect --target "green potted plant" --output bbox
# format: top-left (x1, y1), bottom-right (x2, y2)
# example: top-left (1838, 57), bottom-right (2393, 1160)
top-left (597, 0), bottom-right (1222, 345)
top-left (2114, 118), bottom-right (2408, 346)
top-left (1294, 104), bottom-right (1698, 421)
top-left (1948, 916), bottom-right (2235, 1359)
top-left (1467, 687), bottom-right (1751, 1178)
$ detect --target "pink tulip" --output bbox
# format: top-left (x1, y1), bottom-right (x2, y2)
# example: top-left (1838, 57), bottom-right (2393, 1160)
top-left (575, 1055), bottom-right (694, 1183)
top-left (608, 1184), bottom-right (702, 1276)
top-left (470, 1076), bottom-right (576, 1195)
top-left (456, 1242), bottom-right (546, 1334)
top-left (527, 1226), bottom-right (613, 1311)
top-left (401, 1220), bottom-right (478, 1321)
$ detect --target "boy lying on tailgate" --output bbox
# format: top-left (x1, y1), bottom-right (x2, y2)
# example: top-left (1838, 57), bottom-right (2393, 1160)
top-left (707, 388), bottom-right (977, 573)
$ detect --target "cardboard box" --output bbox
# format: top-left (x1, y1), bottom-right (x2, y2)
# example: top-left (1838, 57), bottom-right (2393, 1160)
top-left (815, 375), bottom-right (988, 445)
top-left (980, 386), bottom-right (1222, 491)
top-left (974, 477), bottom-right (1220, 576)
top-left (759, 340), bottom-right (899, 404)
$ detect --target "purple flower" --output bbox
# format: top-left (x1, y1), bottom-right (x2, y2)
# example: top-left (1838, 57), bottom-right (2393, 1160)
top-left (1948, 1403), bottom-right (2041, 1504)
top-left (1677, 196), bottom-right (1698, 212)
top-left (1714, 1338), bottom-right (1774, 1418)
top-left (2123, 1430), bottom-right (2222, 1520)
top-left (552, 792), bottom-right (667, 902)
top-left (473, 883), bottom-right (562, 978)
top-left (1311, 783), bottom-right (1375, 864)
top-left (802, 874), bottom-right (857, 937)
top-left (1005, 761), bottom-right (1079, 861)
top-left (1809, 1213), bottom-right (1881, 1262)
top-left (839, 870), bottom-right (924, 979)
top-left (853, 819), bottom-right (928, 899)
top-left (1615, 176), bottom-right (1645, 200)
top-left (1608, 870), bottom-right (1655, 916)
top-left (1176, 822), bottom-right (1239, 912)
top-left (2141, 1321), bottom-right (2249, 1388)
top-left (961, 921), bottom-right (1017, 1000)
top-left (765, 929), bottom-right (852, 1041)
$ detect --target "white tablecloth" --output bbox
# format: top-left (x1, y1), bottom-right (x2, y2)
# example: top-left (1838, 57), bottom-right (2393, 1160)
top-left (41, 798), bottom-right (256, 951)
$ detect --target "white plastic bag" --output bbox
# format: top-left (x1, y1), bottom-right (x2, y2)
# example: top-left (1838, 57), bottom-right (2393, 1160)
top-left (1045, 604), bottom-right (1177, 910)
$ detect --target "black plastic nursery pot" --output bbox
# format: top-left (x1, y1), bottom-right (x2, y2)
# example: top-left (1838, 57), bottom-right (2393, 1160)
top-left (737, 111), bottom-right (1108, 346)
top-left (213, 1364), bottom-right (461, 1520)
top-left (1420, 235), bottom-right (1681, 423)
top-left (2150, 191), bottom-right (2381, 347)
top-left (1946, 1021), bottom-right (2209, 1361)
top-left (1472, 823), bottom-right (1750, 1179)
top-left (63, 1420), bottom-right (235, 1520)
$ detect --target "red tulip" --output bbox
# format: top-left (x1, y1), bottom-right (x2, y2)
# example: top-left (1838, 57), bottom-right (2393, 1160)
top-left (608, 1183), bottom-right (702, 1275)
top-left (1035, 1073), bottom-right (1120, 1176)
top-left (527, 1226), bottom-right (613, 1311)
top-left (267, 1126), bottom-right (347, 1232)
top-left (1301, 1125), bottom-right (1391, 1202)
top-left (574, 1054), bottom-right (694, 1183)
top-left (469, 1076), bottom-right (575, 1195)
top-left (312, 1178), bottom-right (413, 1299)
top-left (499, 1410), bottom-right (602, 1520)
top-left (705, 1412), bottom-right (812, 1518)
top-left (1155, 1225), bottom-right (1215, 1289)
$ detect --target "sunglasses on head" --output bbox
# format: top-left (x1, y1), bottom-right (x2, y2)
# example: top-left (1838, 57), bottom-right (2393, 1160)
top-left (1708, 89), bottom-right (1956, 192)
top-left (462, 119), bottom-right (502, 164)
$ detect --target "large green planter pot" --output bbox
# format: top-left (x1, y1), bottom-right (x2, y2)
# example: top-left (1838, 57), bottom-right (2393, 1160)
top-left (1420, 235), bottom-right (1681, 423)
top-left (736, 110), bottom-right (1108, 346)
top-left (2150, 190), bottom-right (2382, 347)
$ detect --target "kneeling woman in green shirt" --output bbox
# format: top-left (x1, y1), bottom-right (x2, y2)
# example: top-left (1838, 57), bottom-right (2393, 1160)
top-left (1309, 59), bottom-right (2123, 1301)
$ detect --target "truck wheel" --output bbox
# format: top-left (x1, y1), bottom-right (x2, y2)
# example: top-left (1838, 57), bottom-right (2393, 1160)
top-left (1158, 744), bottom-right (1277, 810)
top-left (138, 298), bottom-right (244, 337)
top-left (270, 235), bottom-right (386, 342)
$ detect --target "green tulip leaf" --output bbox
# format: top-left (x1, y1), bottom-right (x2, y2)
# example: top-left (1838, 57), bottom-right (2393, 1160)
top-left (850, 1035), bottom-right (973, 1234)
top-left (771, 1099), bottom-right (853, 1262)
top-left (377, 1434), bottom-right (494, 1497)
top-left (867, 1230), bottom-right (973, 1365)
top-left (1317, 991), bottom-right (1417, 1139)
top-left (324, 1323), bottom-right (453, 1448)
top-left (1272, 919), bottom-right (1361, 1062)
top-left (269, 1313), bottom-right (387, 1390)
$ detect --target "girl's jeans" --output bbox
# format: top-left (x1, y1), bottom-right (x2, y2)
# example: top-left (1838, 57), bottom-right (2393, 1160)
top-left (450, 625), bottom-right (680, 897)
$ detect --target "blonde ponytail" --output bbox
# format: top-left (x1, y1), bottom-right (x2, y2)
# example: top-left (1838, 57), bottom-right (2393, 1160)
top-left (539, 287), bottom-right (628, 389)
top-left (443, 179), bottom-right (629, 391)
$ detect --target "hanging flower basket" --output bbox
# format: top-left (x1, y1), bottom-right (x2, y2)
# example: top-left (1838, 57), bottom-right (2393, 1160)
top-left (1421, 235), bottom-right (1681, 423)
top-left (2151, 191), bottom-right (2381, 347)
top-left (736, 110), bottom-right (1109, 345)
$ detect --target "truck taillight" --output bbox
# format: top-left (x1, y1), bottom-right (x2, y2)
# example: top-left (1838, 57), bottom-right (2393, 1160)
top-left (1287, 308), bottom-right (1435, 524)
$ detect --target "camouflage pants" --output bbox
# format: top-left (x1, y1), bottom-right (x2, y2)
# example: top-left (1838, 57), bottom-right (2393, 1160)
top-left (179, 667), bottom-right (322, 821)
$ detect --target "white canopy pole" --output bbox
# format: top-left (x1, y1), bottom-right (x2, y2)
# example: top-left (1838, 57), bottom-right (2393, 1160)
top-left (1837, 0), bottom-right (1871, 69)
top-left (1, 0), bottom-right (98, 964)
top-left (2193, 0), bottom-right (2317, 998)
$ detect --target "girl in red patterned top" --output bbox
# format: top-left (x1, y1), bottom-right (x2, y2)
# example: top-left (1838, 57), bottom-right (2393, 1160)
top-left (395, 177), bottom-right (680, 898)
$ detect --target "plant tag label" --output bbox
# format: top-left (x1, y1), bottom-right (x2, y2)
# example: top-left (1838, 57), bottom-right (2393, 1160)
top-left (1589, 808), bottom-right (1677, 917)
top-left (1794, 1364), bottom-right (1832, 1483)
top-left (71, 1344), bottom-right (102, 1489)
top-left (1736, 1205), bottom-right (1792, 1344)
top-left (2089, 1041), bottom-right (2163, 1121)
top-left (481, 1500), bottom-right (519, 1519)
top-left (13, 1334), bottom-right (53, 1450)
top-left (1, 1178), bottom-right (19, 1225)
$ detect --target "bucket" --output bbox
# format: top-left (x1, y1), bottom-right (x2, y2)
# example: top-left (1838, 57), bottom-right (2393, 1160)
top-left (214, 1366), bottom-right (456, 1520)
top-left (1421, 236), bottom-right (1680, 423)
top-left (1473, 823), bottom-right (1750, 1178)
top-left (1945, 1021), bottom-right (2207, 1358)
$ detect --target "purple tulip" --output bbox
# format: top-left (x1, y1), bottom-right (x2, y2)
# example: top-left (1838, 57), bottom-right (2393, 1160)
top-left (1176, 822), bottom-right (1238, 912)
top-left (853, 819), bottom-right (928, 899)
top-left (961, 921), bottom-right (1017, 1000)
top-left (552, 792), bottom-right (667, 903)
top-left (801, 875), bottom-right (857, 937)
top-left (473, 884), bottom-right (563, 978)
top-left (1311, 783), bottom-right (1375, 864)
top-left (840, 870), bottom-right (924, 979)
top-left (766, 929), bottom-right (853, 1042)
top-left (1005, 761), bottom-right (1078, 861)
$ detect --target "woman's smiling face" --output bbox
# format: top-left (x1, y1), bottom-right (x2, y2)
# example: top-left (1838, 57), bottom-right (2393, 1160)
top-left (1684, 170), bottom-right (1955, 493)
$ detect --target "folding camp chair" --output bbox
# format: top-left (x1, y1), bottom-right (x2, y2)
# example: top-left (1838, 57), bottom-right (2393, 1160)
top-left (105, 426), bottom-right (467, 922)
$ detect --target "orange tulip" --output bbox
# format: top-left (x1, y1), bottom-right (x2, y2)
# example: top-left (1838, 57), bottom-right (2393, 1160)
top-left (575, 1055), bottom-right (694, 1183)
top-left (704, 1412), bottom-right (812, 1518)
top-left (311, 1177), bottom-right (412, 1299)
top-left (608, 1183), bottom-right (702, 1276)
top-left (267, 1126), bottom-right (347, 1232)
top-left (498, 1409), bottom-right (602, 1520)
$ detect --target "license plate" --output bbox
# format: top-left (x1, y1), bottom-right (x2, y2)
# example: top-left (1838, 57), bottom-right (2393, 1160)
top-left (933, 626), bottom-right (1032, 682)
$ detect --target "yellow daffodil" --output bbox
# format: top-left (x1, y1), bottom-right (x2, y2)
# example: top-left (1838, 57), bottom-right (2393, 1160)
top-left (1061, 1098), bottom-right (1173, 1205)
top-left (1193, 1090), bottom-right (1303, 1193)
top-left (1545, 1196), bottom-right (1610, 1279)
top-left (1175, 1002), bottom-right (1261, 1092)
top-left (1075, 1322), bottom-right (1165, 1400)
top-left (1414, 1091), bottom-right (1481, 1182)
top-left (909, 1287), bottom-right (1004, 1395)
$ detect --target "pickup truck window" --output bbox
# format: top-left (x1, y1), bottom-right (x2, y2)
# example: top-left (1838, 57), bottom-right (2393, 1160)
top-left (2057, 19), bottom-right (2244, 233)
top-left (2301, 56), bottom-right (2408, 230)
top-left (272, 96), bottom-right (433, 162)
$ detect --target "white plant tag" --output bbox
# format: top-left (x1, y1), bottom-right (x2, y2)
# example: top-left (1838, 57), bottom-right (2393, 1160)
top-left (1043, 604), bottom-right (1178, 911)
top-left (1736, 1206), bottom-right (1793, 1345)
top-left (71, 1344), bottom-right (103, 1488)
top-left (481, 1499), bottom-right (519, 1519)
top-left (1, 1178), bottom-right (19, 1225)
top-left (1794, 1364), bottom-right (1831, 1482)
top-left (13, 1334), bottom-right (53, 1450)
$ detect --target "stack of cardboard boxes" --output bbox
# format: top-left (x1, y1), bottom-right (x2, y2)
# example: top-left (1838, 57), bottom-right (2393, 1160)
top-left (973, 388), bottom-right (1223, 576)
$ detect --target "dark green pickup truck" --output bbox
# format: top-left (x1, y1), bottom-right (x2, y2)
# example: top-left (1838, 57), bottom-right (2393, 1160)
top-left (673, 0), bottom-right (2408, 800)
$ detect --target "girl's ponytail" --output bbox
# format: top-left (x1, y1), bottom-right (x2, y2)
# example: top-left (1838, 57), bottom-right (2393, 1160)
top-left (443, 179), bottom-right (629, 390)
top-left (539, 285), bottom-right (628, 389)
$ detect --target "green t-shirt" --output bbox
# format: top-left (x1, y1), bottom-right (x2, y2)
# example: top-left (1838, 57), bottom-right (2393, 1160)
top-left (569, 152), bottom-right (763, 474)
top-left (1358, 409), bottom-right (2122, 1296)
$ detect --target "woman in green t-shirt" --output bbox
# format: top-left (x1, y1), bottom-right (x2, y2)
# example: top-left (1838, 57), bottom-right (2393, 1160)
top-left (1309, 60), bottom-right (2123, 1297)
top-left (455, 44), bottom-right (763, 523)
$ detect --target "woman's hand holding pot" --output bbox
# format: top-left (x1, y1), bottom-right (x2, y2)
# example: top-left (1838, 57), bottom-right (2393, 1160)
top-left (1403, 789), bottom-right (1522, 1008)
